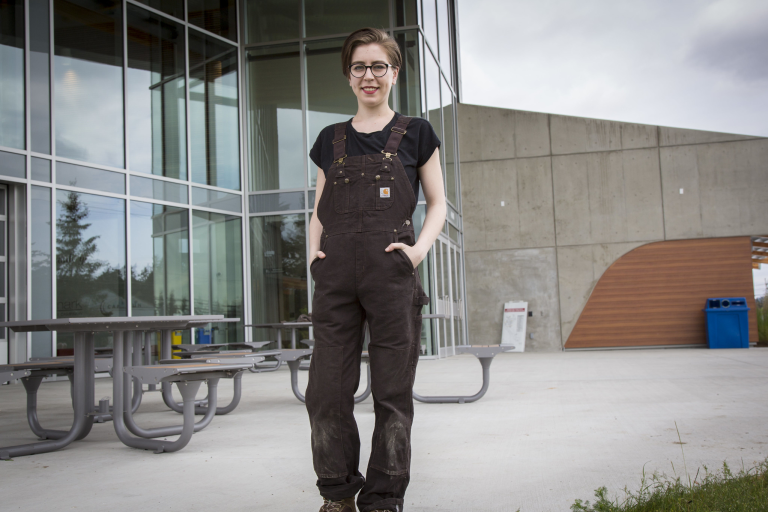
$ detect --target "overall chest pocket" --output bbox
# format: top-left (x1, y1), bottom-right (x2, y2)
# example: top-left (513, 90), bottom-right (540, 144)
top-left (333, 174), bottom-right (377, 212)
top-left (333, 178), bottom-right (350, 213)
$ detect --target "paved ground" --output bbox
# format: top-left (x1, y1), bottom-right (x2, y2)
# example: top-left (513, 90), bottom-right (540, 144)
top-left (1, 348), bottom-right (767, 512)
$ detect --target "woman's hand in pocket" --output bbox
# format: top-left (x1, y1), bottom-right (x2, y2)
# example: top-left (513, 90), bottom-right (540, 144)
top-left (385, 243), bottom-right (422, 269)
top-left (311, 250), bottom-right (326, 263)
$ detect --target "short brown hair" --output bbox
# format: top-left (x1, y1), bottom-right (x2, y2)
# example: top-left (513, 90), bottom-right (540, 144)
top-left (341, 28), bottom-right (402, 78)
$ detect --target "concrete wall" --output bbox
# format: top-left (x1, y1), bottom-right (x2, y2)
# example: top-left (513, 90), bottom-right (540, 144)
top-left (458, 103), bottom-right (768, 351)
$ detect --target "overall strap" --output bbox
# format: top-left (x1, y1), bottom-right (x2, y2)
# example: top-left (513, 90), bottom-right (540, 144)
top-left (382, 116), bottom-right (412, 157)
top-left (332, 122), bottom-right (348, 164)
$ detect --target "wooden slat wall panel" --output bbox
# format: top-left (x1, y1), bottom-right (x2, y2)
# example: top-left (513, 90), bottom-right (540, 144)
top-left (565, 237), bottom-right (758, 349)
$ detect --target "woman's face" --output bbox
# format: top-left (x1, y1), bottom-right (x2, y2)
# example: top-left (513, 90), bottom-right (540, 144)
top-left (348, 43), bottom-right (398, 108)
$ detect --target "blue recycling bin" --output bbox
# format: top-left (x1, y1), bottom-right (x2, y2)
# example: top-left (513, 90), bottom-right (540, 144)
top-left (196, 327), bottom-right (212, 344)
top-left (703, 298), bottom-right (750, 349)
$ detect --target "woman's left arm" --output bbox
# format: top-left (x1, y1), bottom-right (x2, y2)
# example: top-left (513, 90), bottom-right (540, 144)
top-left (385, 147), bottom-right (446, 267)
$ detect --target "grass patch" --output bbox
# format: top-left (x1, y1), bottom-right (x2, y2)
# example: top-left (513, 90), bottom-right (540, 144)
top-left (570, 459), bottom-right (768, 512)
top-left (572, 423), bottom-right (768, 511)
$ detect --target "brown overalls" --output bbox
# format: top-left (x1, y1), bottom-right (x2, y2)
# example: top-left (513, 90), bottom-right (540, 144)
top-left (306, 115), bottom-right (430, 512)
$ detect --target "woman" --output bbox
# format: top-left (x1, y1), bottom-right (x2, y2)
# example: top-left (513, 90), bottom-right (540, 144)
top-left (306, 27), bottom-right (446, 512)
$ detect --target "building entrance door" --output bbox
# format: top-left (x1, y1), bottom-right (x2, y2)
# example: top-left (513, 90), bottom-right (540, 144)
top-left (431, 235), bottom-right (465, 357)
top-left (0, 185), bottom-right (7, 364)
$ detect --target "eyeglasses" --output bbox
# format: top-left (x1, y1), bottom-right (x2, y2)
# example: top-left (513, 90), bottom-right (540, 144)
top-left (349, 63), bottom-right (392, 78)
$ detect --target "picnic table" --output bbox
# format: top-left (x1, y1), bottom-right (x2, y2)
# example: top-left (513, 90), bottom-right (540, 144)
top-left (0, 315), bottom-right (241, 458)
top-left (247, 321), bottom-right (313, 349)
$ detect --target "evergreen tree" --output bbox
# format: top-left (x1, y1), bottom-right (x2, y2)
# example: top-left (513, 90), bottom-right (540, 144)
top-left (56, 191), bottom-right (103, 278)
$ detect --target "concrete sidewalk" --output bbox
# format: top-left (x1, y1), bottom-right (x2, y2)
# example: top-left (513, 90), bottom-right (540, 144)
top-left (1, 348), bottom-right (766, 511)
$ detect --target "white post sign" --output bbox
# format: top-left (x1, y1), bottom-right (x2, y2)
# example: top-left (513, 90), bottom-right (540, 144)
top-left (501, 301), bottom-right (528, 352)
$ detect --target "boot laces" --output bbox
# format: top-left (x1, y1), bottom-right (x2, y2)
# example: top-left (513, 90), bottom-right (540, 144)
top-left (323, 499), bottom-right (350, 512)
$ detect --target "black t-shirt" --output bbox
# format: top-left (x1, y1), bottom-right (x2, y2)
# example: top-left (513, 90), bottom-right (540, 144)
top-left (309, 112), bottom-right (441, 201)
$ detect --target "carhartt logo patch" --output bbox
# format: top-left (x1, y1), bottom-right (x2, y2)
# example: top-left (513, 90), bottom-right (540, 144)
top-left (380, 187), bottom-right (391, 198)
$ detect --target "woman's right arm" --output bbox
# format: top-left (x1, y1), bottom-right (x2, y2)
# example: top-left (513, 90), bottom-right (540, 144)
top-left (308, 167), bottom-right (326, 262)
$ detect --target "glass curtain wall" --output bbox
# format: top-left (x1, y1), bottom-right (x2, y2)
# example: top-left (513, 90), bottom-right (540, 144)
top-left (126, 6), bottom-right (187, 179)
top-left (0, 0), bottom-right (26, 150)
top-left (1, 0), bottom-right (245, 362)
top-left (54, 0), bottom-right (124, 168)
top-left (1, 0), bottom-right (463, 361)
top-left (243, 0), bottom-right (464, 357)
top-left (189, 30), bottom-right (240, 190)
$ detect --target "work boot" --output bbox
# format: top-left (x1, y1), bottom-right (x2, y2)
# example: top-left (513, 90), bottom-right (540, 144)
top-left (319, 497), bottom-right (356, 512)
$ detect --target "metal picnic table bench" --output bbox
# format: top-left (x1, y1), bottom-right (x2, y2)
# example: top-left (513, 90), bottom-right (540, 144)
top-left (0, 315), bottom-right (257, 458)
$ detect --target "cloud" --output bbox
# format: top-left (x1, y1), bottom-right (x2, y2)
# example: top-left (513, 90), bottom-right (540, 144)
top-left (686, 0), bottom-right (768, 82)
top-left (458, 0), bottom-right (768, 136)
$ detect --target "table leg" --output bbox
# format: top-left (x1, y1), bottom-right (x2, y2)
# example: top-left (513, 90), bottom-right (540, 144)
top-left (412, 356), bottom-right (494, 404)
top-left (144, 331), bottom-right (156, 392)
top-left (291, 328), bottom-right (296, 350)
top-left (0, 331), bottom-right (95, 459)
top-left (76, 332), bottom-right (96, 440)
top-left (112, 330), bottom-right (204, 453)
top-left (160, 329), bottom-right (182, 413)
top-left (286, 359), bottom-right (305, 403)
top-left (128, 331), bottom-right (143, 413)
top-left (276, 329), bottom-right (283, 349)
top-left (121, 340), bottom-right (218, 437)
top-left (354, 363), bottom-right (372, 404)
top-left (22, 374), bottom-right (69, 439)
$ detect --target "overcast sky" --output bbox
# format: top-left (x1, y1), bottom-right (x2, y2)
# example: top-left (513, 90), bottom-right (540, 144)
top-left (457, 0), bottom-right (768, 137)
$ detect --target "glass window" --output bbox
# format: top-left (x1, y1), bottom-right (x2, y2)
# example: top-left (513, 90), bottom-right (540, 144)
top-left (191, 187), bottom-right (242, 213)
top-left (441, 77), bottom-right (456, 206)
top-left (436, 0), bottom-right (452, 81)
top-left (189, 29), bottom-right (241, 190)
top-left (394, 30), bottom-right (422, 118)
top-left (395, 0), bottom-right (418, 26)
top-left (306, 38), bottom-right (357, 186)
top-left (246, 45), bottom-right (303, 191)
top-left (249, 214), bottom-right (307, 348)
top-left (31, 157), bottom-right (52, 182)
top-left (304, 0), bottom-right (389, 38)
top-left (192, 210), bottom-right (243, 343)
top-left (425, 51), bottom-right (442, 164)
top-left (54, 0), bottom-right (123, 168)
top-left (0, 0), bottom-right (25, 150)
top-left (249, 191), bottom-right (304, 213)
top-left (135, 0), bottom-right (183, 20)
top-left (56, 190), bottom-right (126, 354)
top-left (32, 186), bottom-right (52, 357)
top-left (244, 0), bottom-right (299, 44)
top-left (130, 202), bottom-right (189, 316)
top-left (422, 0), bottom-right (438, 49)
top-left (131, 175), bottom-right (188, 204)
top-left (0, 150), bottom-right (26, 178)
top-left (191, 188), bottom-right (239, 212)
top-left (127, 5), bottom-right (187, 180)
top-left (56, 162), bottom-right (125, 194)
top-left (188, 0), bottom-right (237, 42)
top-left (30, 0), bottom-right (51, 154)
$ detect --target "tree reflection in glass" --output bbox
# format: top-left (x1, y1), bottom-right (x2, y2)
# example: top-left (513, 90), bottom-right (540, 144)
top-left (56, 190), bottom-right (126, 354)
top-left (127, 5), bottom-right (187, 180)
top-left (130, 202), bottom-right (190, 317)
top-left (441, 77), bottom-right (456, 206)
top-left (189, 30), bottom-right (240, 190)
top-left (192, 211), bottom-right (243, 343)
top-left (250, 214), bottom-right (307, 348)
top-left (247, 44), bottom-right (303, 191)
top-left (306, 39), bottom-right (357, 187)
top-left (0, 0), bottom-right (25, 150)
top-left (394, 30), bottom-right (423, 118)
